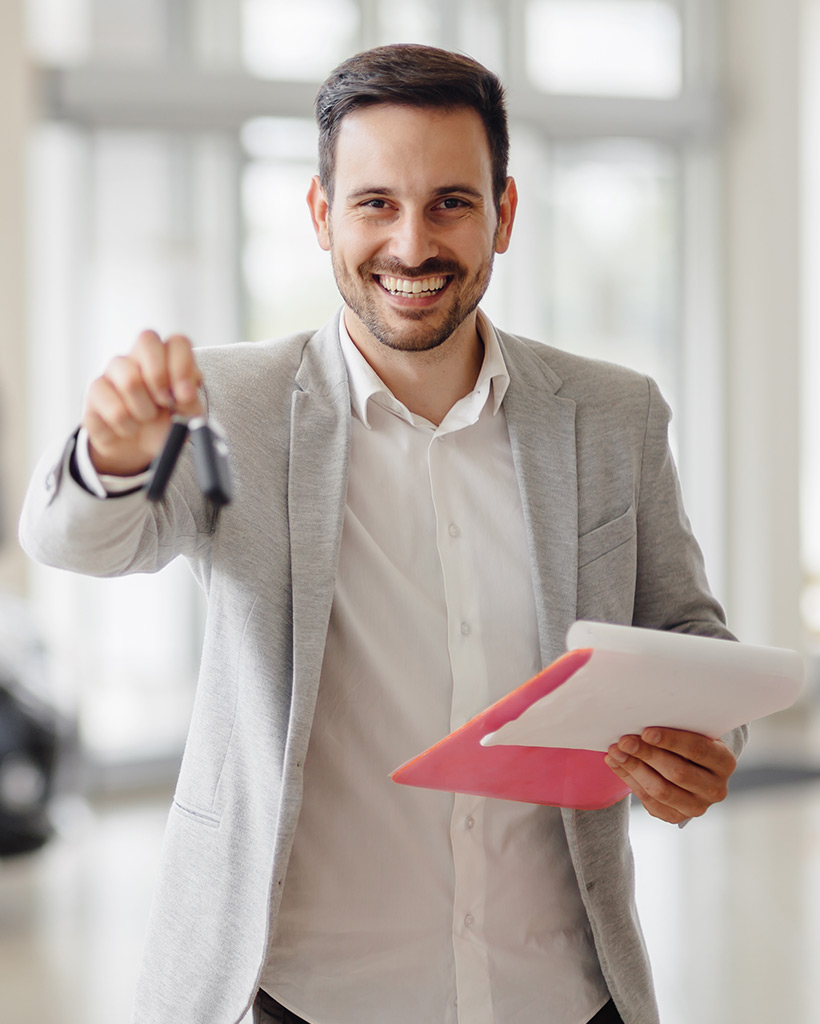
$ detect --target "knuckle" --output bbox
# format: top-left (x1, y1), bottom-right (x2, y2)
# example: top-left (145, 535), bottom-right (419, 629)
top-left (82, 408), bottom-right (113, 442)
top-left (108, 356), bottom-right (143, 392)
top-left (667, 762), bottom-right (690, 787)
top-left (107, 405), bottom-right (136, 433)
top-left (649, 776), bottom-right (675, 804)
top-left (166, 333), bottom-right (195, 362)
top-left (85, 376), bottom-right (108, 406)
top-left (134, 328), bottom-right (161, 352)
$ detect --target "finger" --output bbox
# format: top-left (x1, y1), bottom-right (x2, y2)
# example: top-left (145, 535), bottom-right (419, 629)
top-left (130, 329), bottom-right (175, 409)
top-left (81, 403), bottom-right (122, 452)
top-left (103, 356), bottom-right (163, 424)
top-left (605, 744), bottom-right (716, 818)
top-left (622, 731), bottom-right (732, 799)
top-left (605, 759), bottom-right (690, 825)
top-left (83, 375), bottom-right (142, 441)
top-left (612, 733), bottom-right (713, 783)
top-left (640, 727), bottom-right (737, 776)
top-left (165, 334), bottom-right (204, 415)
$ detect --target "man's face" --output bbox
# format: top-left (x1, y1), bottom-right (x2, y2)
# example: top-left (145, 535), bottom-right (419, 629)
top-left (308, 103), bottom-right (516, 355)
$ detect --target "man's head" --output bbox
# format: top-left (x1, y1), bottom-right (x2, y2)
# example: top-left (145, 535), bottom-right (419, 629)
top-left (315, 43), bottom-right (510, 213)
top-left (308, 45), bottom-right (517, 362)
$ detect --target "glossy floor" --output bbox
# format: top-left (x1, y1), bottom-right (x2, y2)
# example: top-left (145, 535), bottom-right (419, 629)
top-left (2, 724), bottom-right (819, 1024)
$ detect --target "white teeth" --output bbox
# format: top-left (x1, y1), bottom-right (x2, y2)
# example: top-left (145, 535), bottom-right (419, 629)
top-left (379, 275), bottom-right (447, 296)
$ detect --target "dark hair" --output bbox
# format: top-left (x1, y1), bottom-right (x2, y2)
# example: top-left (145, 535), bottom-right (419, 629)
top-left (314, 43), bottom-right (509, 211)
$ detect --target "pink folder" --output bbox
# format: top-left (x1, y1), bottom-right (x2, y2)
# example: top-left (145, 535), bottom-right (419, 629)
top-left (392, 620), bottom-right (804, 809)
top-left (391, 649), bottom-right (631, 810)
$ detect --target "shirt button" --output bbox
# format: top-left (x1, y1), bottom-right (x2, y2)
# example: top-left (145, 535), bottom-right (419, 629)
top-left (448, 522), bottom-right (461, 538)
top-left (465, 914), bottom-right (474, 928)
top-left (466, 817), bottom-right (475, 830)
top-left (460, 622), bottom-right (471, 636)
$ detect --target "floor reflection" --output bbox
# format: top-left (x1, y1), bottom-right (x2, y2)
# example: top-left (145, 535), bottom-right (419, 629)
top-left (2, 740), bottom-right (820, 1023)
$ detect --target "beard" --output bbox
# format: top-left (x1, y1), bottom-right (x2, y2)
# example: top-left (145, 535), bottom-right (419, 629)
top-left (330, 250), bottom-right (496, 353)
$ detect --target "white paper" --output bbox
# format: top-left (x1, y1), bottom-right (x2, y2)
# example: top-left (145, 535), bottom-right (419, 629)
top-left (481, 621), bottom-right (805, 752)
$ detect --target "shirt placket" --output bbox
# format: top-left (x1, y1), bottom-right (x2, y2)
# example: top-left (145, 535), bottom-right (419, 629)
top-left (428, 425), bottom-right (494, 1024)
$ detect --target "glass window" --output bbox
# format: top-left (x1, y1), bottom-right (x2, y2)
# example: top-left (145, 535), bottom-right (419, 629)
top-left (241, 165), bottom-right (341, 341)
top-left (87, 0), bottom-right (167, 64)
top-left (526, 0), bottom-right (683, 98)
top-left (26, 0), bottom-right (91, 63)
top-left (377, 0), bottom-right (442, 46)
top-left (495, 132), bottom-right (680, 410)
top-left (548, 140), bottom-right (680, 400)
top-left (241, 0), bottom-right (360, 80)
top-left (454, 0), bottom-right (505, 77)
top-left (240, 117), bottom-right (341, 340)
top-left (27, 126), bottom-right (240, 767)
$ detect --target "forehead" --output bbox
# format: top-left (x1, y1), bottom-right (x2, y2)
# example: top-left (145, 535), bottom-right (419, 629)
top-left (332, 104), bottom-right (493, 195)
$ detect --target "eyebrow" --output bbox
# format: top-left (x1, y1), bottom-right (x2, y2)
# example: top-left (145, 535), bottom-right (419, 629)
top-left (345, 184), bottom-right (486, 202)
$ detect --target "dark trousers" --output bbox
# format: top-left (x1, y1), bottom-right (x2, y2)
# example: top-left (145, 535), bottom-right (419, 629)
top-left (253, 989), bottom-right (625, 1023)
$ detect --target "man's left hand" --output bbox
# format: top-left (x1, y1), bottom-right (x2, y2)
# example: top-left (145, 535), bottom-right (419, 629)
top-left (605, 727), bottom-right (737, 824)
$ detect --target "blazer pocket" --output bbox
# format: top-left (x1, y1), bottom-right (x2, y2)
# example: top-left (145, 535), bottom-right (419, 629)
top-left (578, 505), bottom-right (636, 569)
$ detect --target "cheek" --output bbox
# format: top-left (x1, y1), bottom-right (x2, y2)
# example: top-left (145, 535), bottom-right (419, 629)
top-left (329, 225), bottom-right (378, 271)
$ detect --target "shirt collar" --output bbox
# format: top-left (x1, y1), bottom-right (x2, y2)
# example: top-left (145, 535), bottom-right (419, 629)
top-left (338, 308), bottom-right (510, 430)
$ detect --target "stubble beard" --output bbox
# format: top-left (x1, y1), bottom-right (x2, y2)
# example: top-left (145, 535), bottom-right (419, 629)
top-left (330, 250), bottom-right (496, 354)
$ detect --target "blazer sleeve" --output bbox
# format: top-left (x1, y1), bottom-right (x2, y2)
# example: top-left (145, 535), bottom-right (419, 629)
top-left (18, 429), bottom-right (214, 578)
top-left (631, 378), bottom-right (725, 637)
top-left (632, 379), bottom-right (747, 758)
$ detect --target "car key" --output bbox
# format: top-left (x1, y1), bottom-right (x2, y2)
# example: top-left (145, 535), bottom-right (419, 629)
top-left (146, 416), bottom-right (190, 502)
top-left (189, 417), bottom-right (233, 508)
top-left (146, 414), bottom-right (233, 507)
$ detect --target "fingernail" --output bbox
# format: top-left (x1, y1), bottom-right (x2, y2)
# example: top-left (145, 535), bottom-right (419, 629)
top-left (621, 737), bottom-right (639, 755)
top-left (644, 729), bottom-right (662, 745)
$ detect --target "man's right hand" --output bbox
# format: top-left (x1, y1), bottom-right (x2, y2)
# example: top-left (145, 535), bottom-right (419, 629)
top-left (81, 330), bottom-right (204, 477)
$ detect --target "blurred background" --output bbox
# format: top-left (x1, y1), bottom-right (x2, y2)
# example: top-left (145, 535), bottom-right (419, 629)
top-left (1, 0), bottom-right (819, 1021)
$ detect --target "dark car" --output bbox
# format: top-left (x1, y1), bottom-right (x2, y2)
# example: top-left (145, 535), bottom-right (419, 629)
top-left (0, 596), bottom-right (70, 857)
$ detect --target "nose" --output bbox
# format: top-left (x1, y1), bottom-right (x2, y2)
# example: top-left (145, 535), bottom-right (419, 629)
top-left (386, 209), bottom-right (439, 269)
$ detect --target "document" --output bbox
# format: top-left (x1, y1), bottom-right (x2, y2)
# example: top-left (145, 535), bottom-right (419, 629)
top-left (391, 621), bottom-right (804, 810)
top-left (481, 620), bottom-right (805, 752)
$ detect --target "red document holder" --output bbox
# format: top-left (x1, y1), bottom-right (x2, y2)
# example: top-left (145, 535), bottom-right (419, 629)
top-left (391, 649), bottom-right (631, 810)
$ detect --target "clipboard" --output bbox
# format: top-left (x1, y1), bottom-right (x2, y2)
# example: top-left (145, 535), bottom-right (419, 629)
top-left (390, 621), bottom-right (805, 810)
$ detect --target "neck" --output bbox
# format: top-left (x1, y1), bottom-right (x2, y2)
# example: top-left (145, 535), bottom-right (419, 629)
top-left (343, 310), bottom-right (484, 426)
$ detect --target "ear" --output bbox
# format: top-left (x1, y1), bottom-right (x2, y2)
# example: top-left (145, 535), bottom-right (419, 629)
top-left (307, 175), bottom-right (332, 251)
top-left (494, 176), bottom-right (518, 255)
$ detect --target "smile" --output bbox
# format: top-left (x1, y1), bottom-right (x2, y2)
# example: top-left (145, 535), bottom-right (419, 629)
top-left (376, 274), bottom-right (449, 297)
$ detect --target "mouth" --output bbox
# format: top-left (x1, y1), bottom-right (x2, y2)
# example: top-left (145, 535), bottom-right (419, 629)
top-left (375, 274), bottom-right (450, 299)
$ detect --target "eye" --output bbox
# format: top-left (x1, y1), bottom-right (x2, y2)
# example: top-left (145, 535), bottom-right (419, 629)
top-left (438, 197), bottom-right (468, 210)
top-left (362, 198), bottom-right (389, 209)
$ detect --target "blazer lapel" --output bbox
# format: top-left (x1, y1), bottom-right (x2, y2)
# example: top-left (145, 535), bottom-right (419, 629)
top-left (499, 333), bottom-right (579, 665)
top-left (287, 316), bottom-right (351, 725)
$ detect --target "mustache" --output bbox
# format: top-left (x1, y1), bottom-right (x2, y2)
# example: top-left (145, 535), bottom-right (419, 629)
top-left (360, 257), bottom-right (464, 279)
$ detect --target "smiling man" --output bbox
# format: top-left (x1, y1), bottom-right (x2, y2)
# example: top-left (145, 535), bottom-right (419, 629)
top-left (20, 44), bottom-right (743, 1024)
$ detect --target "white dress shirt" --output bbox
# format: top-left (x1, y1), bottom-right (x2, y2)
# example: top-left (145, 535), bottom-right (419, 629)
top-left (260, 312), bottom-right (609, 1023)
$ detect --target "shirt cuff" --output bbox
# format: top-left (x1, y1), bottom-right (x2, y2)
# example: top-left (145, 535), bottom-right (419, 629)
top-left (75, 428), bottom-right (151, 498)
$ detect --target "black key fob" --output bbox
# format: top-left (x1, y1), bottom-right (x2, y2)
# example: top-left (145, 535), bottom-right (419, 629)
top-left (146, 417), bottom-right (190, 502)
top-left (189, 417), bottom-right (233, 508)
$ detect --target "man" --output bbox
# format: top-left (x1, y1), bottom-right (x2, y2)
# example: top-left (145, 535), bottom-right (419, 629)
top-left (20, 44), bottom-right (743, 1024)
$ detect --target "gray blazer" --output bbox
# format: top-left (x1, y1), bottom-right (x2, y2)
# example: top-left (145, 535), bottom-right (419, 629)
top-left (20, 312), bottom-right (745, 1024)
